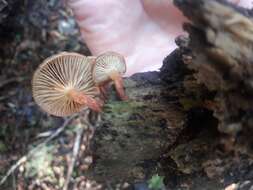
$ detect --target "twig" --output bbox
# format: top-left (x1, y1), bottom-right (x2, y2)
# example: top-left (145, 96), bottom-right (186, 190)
top-left (0, 113), bottom-right (78, 186)
top-left (0, 77), bottom-right (25, 89)
top-left (11, 171), bottom-right (16, 190)
top-left (63, 110), bottom-right (98, 190)
top-left (63, 124), bottom-right (85, 190)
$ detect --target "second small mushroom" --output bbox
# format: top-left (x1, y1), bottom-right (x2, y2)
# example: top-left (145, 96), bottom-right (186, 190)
top-left (92, 51), bottom-right (128, 100)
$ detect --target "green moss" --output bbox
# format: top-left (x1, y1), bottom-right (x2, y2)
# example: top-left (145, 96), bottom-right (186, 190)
top-left (0, 141), bottom-right (7, 152)
top-left (126, 120), bottom-right (144, 127)
top-left (25, 145), bottom-right (55, 179)
top-left (103, 100), bottom-right (145, 121)
top-left (103, 100), bottom-right (173, 128)
top-left (179, 98), bottom-right (203, 110)
top-left (104, 100), bottom-right (144, 113)
top-left (148, 174), bottom-right (165, 190)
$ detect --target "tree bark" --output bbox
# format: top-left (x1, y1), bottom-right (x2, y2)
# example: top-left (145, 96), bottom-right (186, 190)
top-left (174, 0), bottom-right (253, 138)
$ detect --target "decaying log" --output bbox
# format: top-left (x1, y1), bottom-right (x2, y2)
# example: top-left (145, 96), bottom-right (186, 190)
top-left (90, 0), bottom-right (253, 187)
top-left (88, 54), bottom-right (187, 184)
top-left (174, 0), bottom-right (253, 138)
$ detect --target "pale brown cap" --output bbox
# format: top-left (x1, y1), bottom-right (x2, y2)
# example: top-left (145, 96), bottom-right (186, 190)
top-left (32, 52), bottom-right (98, 117)
top-left (92, 51), bottom-right (126, 84)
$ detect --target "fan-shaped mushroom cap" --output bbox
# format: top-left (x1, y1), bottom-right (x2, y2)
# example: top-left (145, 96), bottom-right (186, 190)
top-left (93, 51), bottom-right (126, 84)
top-left (32, 52), bottom-right (98, 117)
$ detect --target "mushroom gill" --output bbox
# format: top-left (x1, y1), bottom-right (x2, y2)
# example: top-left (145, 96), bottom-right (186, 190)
top-left (32, 52), bottom-right (101, 117)
top-left (92, 51), bottom-right (128, 100)
top-left (93, 51), bottom-right (126, 84)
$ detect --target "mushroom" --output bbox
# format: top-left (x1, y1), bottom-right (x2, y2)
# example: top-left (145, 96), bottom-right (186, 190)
top-left (32, 52), bottom-right (102, 117)
top-left (87, 56), bottom-right (96, 62)
top-left (92, 51), bottom-right (128, 100)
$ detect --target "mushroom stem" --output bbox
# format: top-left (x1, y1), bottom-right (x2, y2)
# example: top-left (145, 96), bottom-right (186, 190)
top-left (68, 89), bottom-right (102, 112)
top-left (109, 71), bottom-right (128, 100)
top-left (99, 85), bottom-right (108, 100)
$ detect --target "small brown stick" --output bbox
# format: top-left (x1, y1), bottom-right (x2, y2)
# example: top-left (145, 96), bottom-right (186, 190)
top-left (0, 113), bottom-right (78, 186)
top-left (63, 110), bottom-right (97, 190)
top-left (63, 124), bottom-right (85, 190)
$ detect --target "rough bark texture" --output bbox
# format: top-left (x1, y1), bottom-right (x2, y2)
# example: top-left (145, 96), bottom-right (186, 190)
top-left (174, 0), bottom-right (253, 151)
top-left (89, 58), bottom-right (187, 185)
